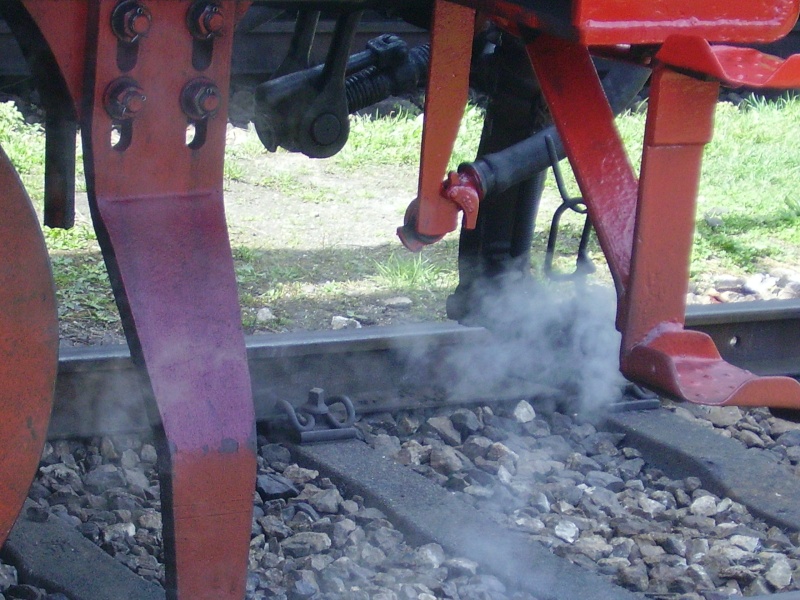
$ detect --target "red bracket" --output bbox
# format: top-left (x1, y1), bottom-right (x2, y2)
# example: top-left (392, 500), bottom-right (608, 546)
top-left (23, 1), bottom-right (256, 597)
top-left (528, 32), bottom-right (800, 408)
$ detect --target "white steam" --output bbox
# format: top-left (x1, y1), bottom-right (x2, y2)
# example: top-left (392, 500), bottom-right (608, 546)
top-left (441, 275), bottom-right (625, 412)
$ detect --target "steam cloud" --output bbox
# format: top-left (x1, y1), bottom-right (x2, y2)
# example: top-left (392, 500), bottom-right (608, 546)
top-left (440, 274), bottom-right (625, 413)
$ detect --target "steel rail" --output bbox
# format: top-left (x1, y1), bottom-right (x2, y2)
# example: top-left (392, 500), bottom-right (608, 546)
top-left (49, 299), bottom-right (800, 440)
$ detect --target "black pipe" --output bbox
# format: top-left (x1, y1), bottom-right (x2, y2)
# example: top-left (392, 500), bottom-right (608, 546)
top-left (463, 62), bottom-right (651, 199)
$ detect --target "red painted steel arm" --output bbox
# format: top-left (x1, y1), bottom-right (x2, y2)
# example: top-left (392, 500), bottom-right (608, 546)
top-left (525, 35), bottom-right (638, 302)
top-left (397, 0), bottom-right (477, 251)
top-left (0, 145), bottom-right (59, 547)
top-left (22, 1), bottom-right (256, 597)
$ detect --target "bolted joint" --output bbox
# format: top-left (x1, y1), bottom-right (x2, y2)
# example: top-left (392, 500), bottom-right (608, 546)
top-left (111, 0), bottom-right (152, 43)
top-left (104, 78), bottom-right (146, 120)
top-left (181, 79), bottom-right (221, 120)
top-left (187, 1), bottom-right (225, 40)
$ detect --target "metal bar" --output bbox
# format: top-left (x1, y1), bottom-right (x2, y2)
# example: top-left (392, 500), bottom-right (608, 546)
top-left (49, 301), bottom-right (800, 440)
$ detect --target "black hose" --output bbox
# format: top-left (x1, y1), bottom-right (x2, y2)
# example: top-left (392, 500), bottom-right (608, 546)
top-left (463, 63), bottom-right (651, 198)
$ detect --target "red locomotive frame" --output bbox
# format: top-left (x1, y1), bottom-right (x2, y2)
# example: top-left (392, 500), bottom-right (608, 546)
top-left (1, 1), bottom-right (799, 597)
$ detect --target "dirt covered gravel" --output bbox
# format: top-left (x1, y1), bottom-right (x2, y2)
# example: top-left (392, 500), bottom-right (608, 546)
top-left (9, 431), bottom-right (542, 600)
top-left (5, 399), bottom-right (800, 600)
top-left (358, 402), bottom-right (800, 599)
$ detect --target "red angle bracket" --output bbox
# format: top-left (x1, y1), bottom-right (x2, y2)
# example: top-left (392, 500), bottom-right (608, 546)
top-left (528, 33), bottom-right (800, 408)
top-left (397, 0), bottom-right (477, 251)
top-left (22, 1), bottom-right (256, 597)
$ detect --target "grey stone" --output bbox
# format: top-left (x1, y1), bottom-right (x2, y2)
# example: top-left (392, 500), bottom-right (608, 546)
top-left (618, 562), bottom-right (649, 592)
top-left (331, 316), bottom-right (361, 329)
top-left (777, 430), bottom-right (800, 447)
top-left (765, 555), bottom-right (793, 589)
top-left (281, 532), bottom-right (332, 558)
top-left (0, 564), bottom-right (17, 592)
top-left (425, 416), bottom-right (461, 446)
top-left (512, 400), bottom-right (536, 423)
top-left (689, 495), bottom-right (717, 517)
top-left (84, 465), bottom-right (126, 494)
top-left (371, 434), bottom-right (402, 457)
top-left (429, 446), bottom-right (463, 475)
top-left (585, 471), bottom-right (625, 492)
top-left (449, 409), bottom-right (481, 436)
top-left (572, 535), bottom-right (612, 561)
top-left (554, 519), bottom-right (580, 543)
top-left (256, 473), bottom-right (299, 502)
top-left (282, 465), bottom-right (318, 484)
top-left (460, 436), bottom-right (493, 460)
top-left (415, 543), bottom-right (445, 569)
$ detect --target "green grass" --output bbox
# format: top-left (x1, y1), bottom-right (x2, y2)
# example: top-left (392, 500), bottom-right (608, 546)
top-left (0, 102), bottom-right (45, 200)
top-left (2, 92), bottom-right (799, 337)
top-left (372, 251), bottom-right (451, 290)
top-left (538, 95), bottom-right (800, 277)
top-left (333, 104), bottom-right (484, 171)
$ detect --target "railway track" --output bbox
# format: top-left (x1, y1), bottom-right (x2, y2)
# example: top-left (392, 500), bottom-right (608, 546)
top-left (16, 222), bottom-right (797, 586)
top-left (1, 298), bottom-right (794, 598)
top-left (50, 299), bottom-right (800, 439)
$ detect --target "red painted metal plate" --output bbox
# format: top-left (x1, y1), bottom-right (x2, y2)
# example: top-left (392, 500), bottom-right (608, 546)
top-left (79, 2), bottom-right (257, 597)
top-left (573, 0), bottom-right (800, 45)
top-left (657, 36), bottom-right (800, 89)
top-left (624, 329), bottom-right (800, 407)
top-left (461, 0), bottom-right (799, 45)
top-left (24, 1), bottom-right (258, 597)
top-left (0, 145), bottom-right (58, 544)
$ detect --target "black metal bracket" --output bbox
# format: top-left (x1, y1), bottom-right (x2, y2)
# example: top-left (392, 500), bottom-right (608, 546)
top-left (278, 387), bottom-right (358, 443)
top-left (543, 135), bottom-right (596, 281)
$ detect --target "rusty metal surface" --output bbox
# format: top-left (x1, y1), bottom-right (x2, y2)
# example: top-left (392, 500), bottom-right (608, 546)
top-left (0, 144), bottom-right (59, 546)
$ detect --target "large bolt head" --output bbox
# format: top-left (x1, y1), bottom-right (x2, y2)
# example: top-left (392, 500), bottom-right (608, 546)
top-left (104, 78), bottom-right (146, 120)
top-left (310, 113), bottom-right (342, 147)
top-left (112, 1), bottom-right (151, 43)
top-left (189, 2), bottom-right (224, 40)
top-left (181, 79), bottom-right (221, 120)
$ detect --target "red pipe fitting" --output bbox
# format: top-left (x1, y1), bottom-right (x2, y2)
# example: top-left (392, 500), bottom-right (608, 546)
top-left (397, 168), bottom-right (483, 252)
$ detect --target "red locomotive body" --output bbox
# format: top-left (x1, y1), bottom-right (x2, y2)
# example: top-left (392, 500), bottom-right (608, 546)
top-left (1, 0), bottom-right (799, 597)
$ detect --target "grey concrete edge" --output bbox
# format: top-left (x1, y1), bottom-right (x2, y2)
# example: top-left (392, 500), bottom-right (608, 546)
top-left (604, 409), bottom-right (800, 532)
top-left (1, 502), bottom-right (164, 600)
top-left (290, 439), bottom-right (645, 600)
